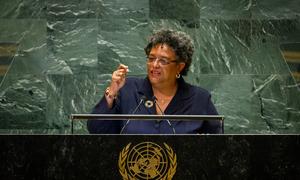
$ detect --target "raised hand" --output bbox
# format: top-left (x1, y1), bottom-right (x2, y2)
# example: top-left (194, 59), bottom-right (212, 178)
top-left (109, 64), bottom-right (129, 95)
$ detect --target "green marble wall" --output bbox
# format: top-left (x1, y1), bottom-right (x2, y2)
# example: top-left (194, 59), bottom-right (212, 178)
top-left (0, 0), bottom-right (299, 134)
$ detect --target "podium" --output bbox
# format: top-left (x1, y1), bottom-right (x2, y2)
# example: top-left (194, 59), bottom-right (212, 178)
top-left (70, 114), bottom-right (225, 134)
top-left (0, 115), bottom-right (299, 179)
top-left (0, 134), bottom-right (298, 179)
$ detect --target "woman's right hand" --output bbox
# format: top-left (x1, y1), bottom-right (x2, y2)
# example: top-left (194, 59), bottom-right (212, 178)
top-left (108, 64), bottom-right (129, 96)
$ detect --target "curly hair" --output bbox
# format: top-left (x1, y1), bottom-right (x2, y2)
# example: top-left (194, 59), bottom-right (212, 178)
top-left (144, 29), bottom-right (194, 76)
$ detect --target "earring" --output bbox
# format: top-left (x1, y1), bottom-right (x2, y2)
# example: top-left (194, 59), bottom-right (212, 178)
top-left (176, 73), bottom-right (181, 79)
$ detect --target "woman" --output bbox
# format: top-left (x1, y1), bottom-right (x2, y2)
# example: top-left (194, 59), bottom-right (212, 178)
top-left (87, 29), bottom-right (222, 134)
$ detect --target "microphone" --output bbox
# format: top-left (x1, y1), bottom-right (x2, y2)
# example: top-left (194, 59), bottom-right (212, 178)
top-left (152, 96), bottom-right (176, 134)
top-left (120, 95), bottom-right (146, 134)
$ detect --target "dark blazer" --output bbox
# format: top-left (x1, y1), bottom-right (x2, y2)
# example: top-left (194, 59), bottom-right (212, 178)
top-left (87, 77), bottom-right (223, 134)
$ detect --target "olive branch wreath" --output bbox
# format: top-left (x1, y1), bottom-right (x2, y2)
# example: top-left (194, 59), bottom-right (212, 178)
top-left (163, 143), bottom-right (177, 180)
top-left (118, 142), bottom-right (177, 180)
top-left (118, 143), bottom-right (132, 180)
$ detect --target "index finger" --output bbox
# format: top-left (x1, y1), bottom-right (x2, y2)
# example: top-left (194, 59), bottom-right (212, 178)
top-left (118, 64), bottom-right (129, 71)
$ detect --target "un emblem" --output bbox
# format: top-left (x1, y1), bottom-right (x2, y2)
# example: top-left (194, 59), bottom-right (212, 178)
top-left (118, 142), bottom-right (177, 180)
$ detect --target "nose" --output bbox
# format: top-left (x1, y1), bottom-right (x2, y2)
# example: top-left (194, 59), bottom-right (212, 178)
top-left (152, 58), bottom-right (160, 67)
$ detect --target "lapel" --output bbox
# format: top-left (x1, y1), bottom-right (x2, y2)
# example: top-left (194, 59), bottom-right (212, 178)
top-left (164, 77), bottom-right (192, 115)
top-left (137, 77), bottom-right (156, 114)
top-left (137, 77), bottom-right (192, 115)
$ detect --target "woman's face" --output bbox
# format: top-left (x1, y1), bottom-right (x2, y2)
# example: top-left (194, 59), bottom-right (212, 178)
top-left (147, 43), bottom-right (185, 87)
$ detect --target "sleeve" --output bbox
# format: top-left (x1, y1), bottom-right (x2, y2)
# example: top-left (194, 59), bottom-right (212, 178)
top-left (87, 95), bottom-right (122, 134)
top-left (201, 95), bottom-right (224, 134)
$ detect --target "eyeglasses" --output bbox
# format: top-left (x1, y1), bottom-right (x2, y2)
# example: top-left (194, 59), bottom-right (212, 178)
top-left (146, 56), bottom-right (178, 66)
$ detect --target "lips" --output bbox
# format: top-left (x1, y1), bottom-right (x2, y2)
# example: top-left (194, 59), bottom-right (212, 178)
top-left (151, 70), bottom-right (161, 77)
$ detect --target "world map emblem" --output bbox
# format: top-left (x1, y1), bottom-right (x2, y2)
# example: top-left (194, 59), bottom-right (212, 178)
top-left (118, 142), bottom-right (177, 180)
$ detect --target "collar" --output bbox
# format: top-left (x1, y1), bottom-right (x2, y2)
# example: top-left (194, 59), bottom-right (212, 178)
top-left (137, 76), bottom-right (192, 114)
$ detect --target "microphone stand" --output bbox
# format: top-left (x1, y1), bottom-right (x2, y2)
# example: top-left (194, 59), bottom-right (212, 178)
top-left (120, 96), bottom-right (146, 134)
top-left (153, 96), bottom-right (176, 134)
